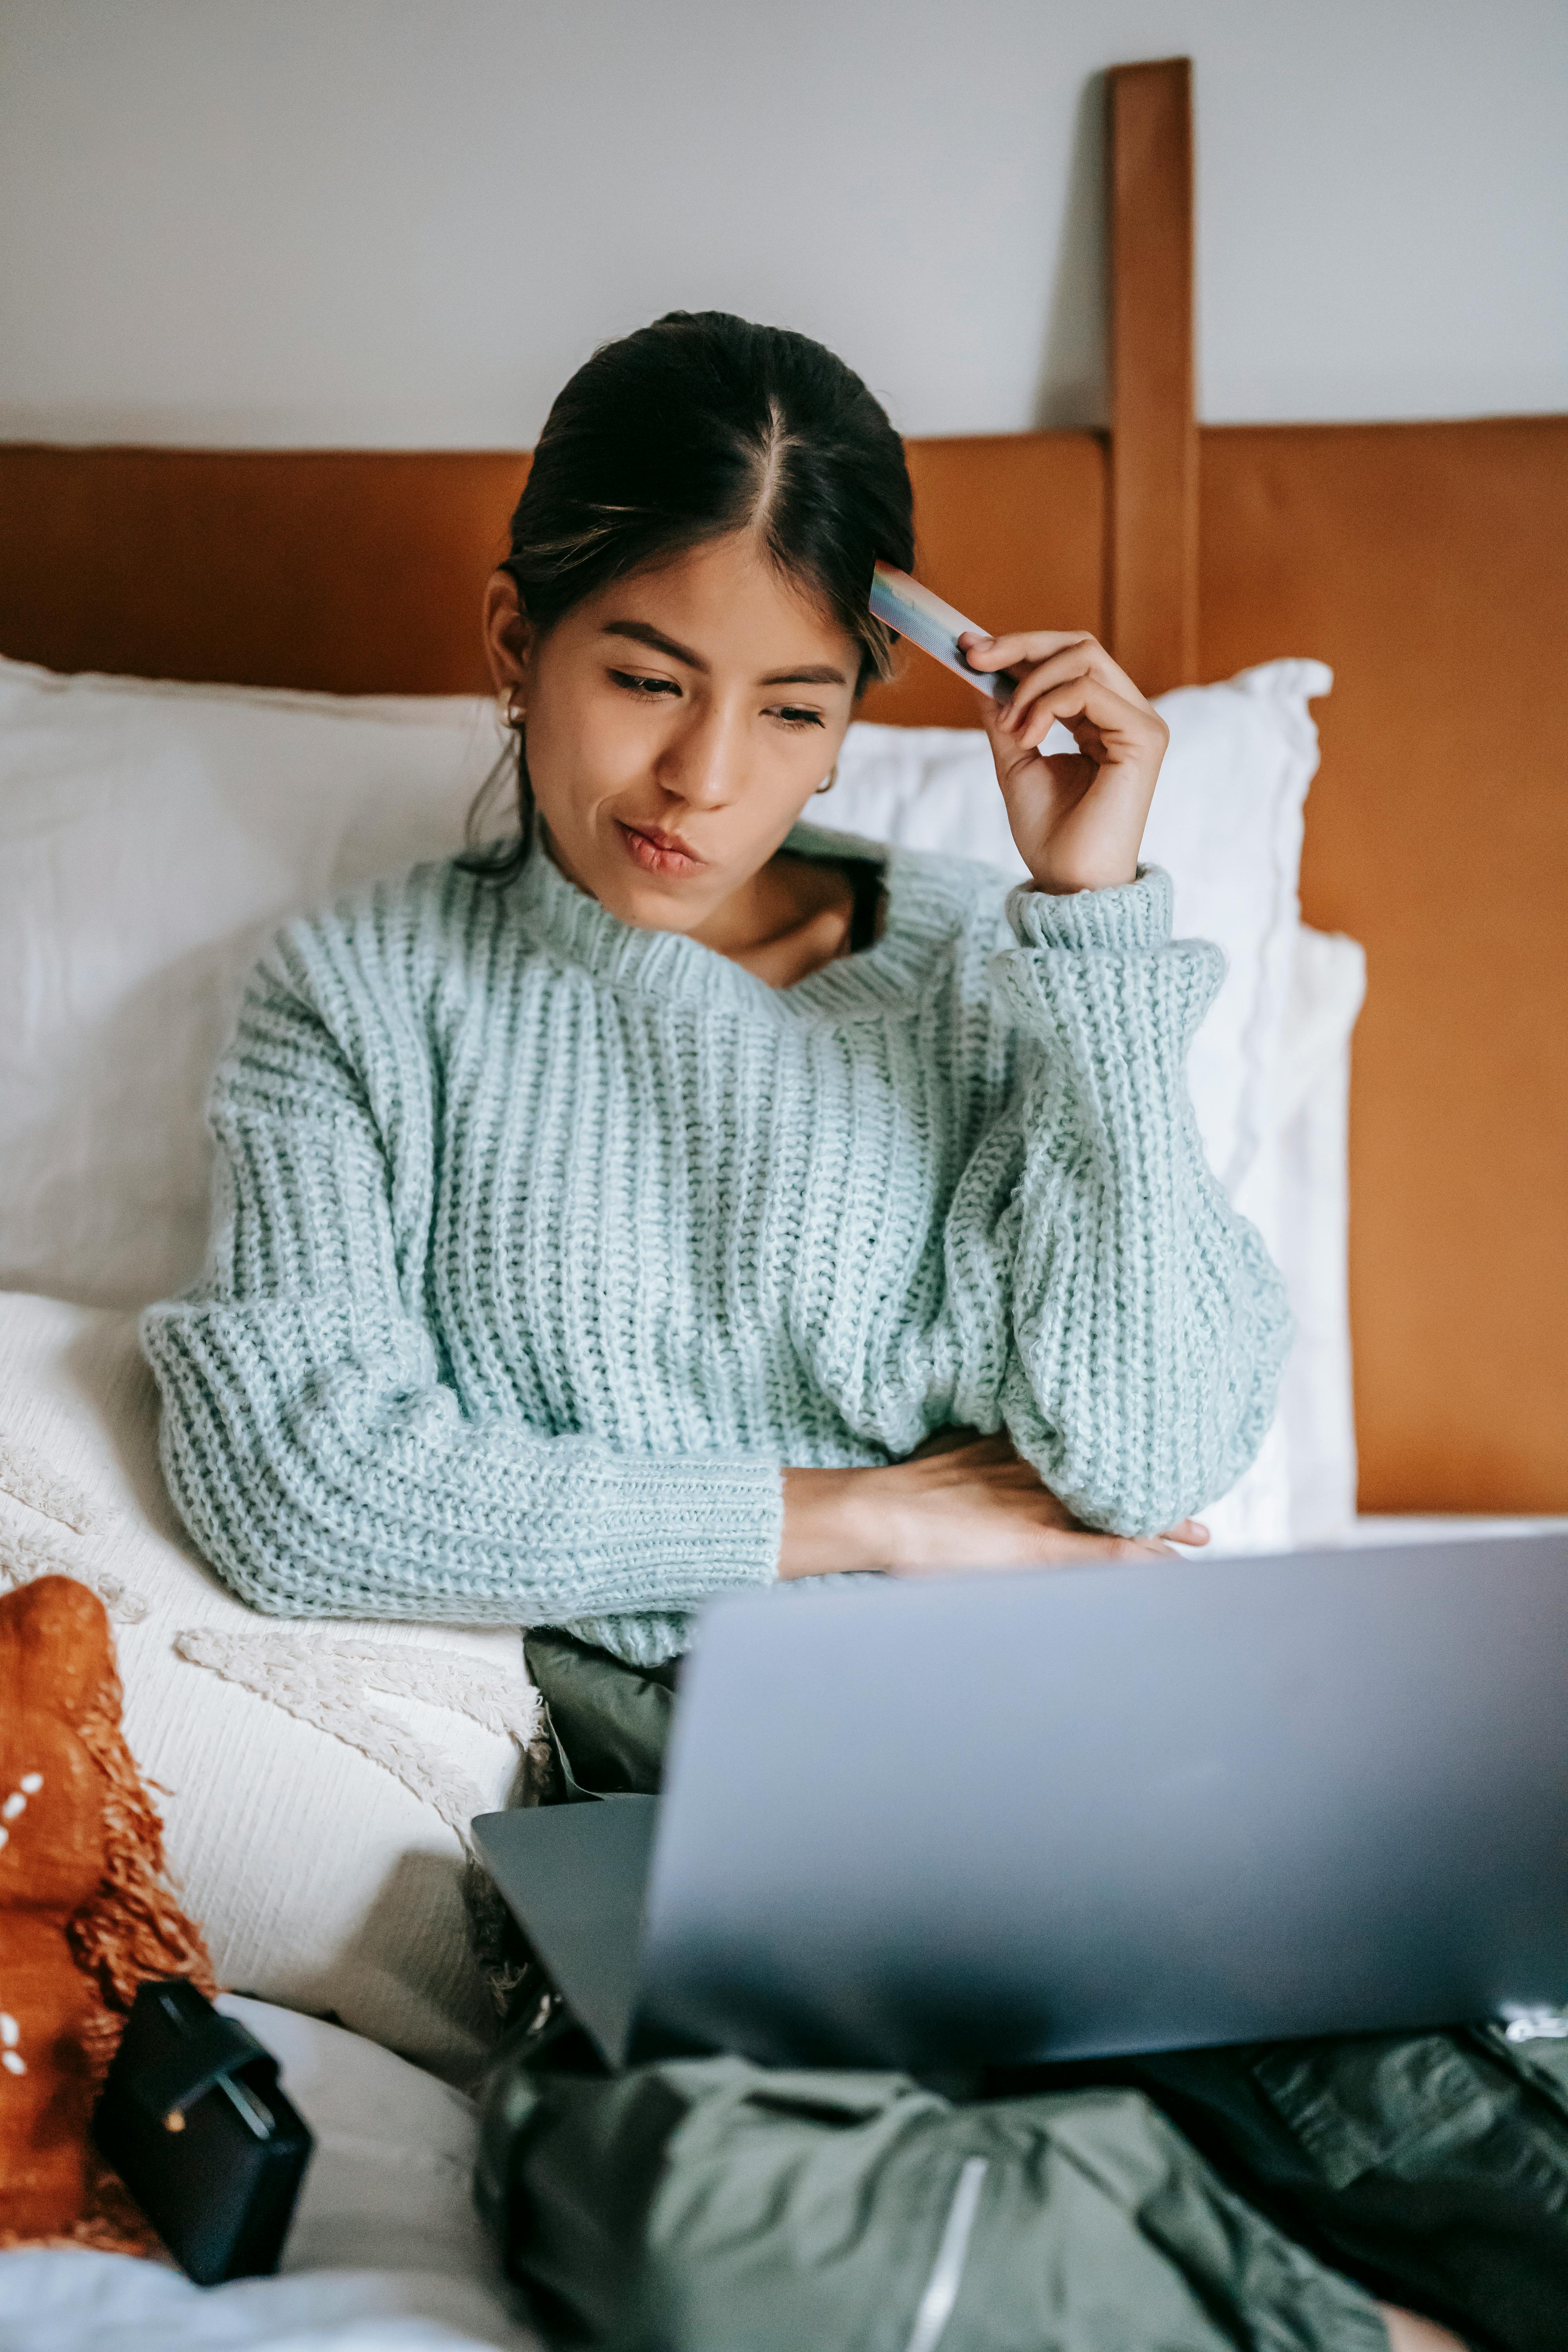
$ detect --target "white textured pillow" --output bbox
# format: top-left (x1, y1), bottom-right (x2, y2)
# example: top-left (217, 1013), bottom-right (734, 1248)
top-left (0, 658), bottom-right (502, 1310)
top-left (0, 1289), bottom-right (538, 2083)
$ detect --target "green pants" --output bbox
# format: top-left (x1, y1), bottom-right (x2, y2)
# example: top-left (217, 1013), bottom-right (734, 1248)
top-left (498, 1629), bottom-right (1568, 2350)
top-left (524, 1625), bottom-right (676, 1800)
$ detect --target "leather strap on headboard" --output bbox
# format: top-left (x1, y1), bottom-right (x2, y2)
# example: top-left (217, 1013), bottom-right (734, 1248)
top-left (1106, 57), bottom-right (1198, 695)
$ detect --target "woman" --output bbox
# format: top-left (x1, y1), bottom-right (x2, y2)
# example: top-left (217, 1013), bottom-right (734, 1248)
top-left (145, 314), bottom-right (1471, 2350)
top-left (143, 312), bottom-right (1278, 1641)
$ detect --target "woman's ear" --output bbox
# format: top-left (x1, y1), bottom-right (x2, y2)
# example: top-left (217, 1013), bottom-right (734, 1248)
top-left (483, 570), bottom-right (533, 695)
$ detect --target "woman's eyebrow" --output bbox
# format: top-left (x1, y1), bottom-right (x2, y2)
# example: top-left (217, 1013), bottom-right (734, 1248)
top-left (758, 663), bottom-right (848, 688)
top-left (602, 620), bottom-right (846, 690)
top-left (603, 620), bottom-right (708, 670)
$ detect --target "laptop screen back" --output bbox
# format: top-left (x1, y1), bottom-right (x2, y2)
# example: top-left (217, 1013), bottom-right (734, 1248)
top-left (636, 1538), bottom-right (1568, 2070)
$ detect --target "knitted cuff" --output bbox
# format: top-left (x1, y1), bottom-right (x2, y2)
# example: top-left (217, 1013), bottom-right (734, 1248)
top-left (1005, 865), bottom-right (1174, 955)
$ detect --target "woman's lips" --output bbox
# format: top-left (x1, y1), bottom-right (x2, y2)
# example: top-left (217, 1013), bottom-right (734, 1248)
top-left (616, 820), bottom-right (706, 877)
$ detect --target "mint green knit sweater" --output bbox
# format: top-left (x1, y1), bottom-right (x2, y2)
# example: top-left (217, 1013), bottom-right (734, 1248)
top-left (142, 825), bottom-right (1289, 1668)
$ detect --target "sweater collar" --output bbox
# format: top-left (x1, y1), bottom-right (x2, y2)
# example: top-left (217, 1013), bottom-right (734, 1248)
top-left (511, 821), bottom-right (967, 1018)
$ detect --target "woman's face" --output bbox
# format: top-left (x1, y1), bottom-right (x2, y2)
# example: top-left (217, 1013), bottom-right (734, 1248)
top-left (485, 532), bottom-right (861, 935)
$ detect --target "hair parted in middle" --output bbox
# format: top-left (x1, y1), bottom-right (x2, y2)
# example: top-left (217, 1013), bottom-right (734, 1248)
top-left (466, 310), bottom-right (916, 876)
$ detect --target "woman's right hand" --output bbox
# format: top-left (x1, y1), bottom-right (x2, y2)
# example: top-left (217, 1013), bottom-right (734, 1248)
top-left (779, 1430), bottom-right (1207, 1582)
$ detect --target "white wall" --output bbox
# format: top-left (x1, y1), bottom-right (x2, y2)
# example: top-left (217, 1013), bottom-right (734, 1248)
top-left (0, 0), bottom-right (1563, 447)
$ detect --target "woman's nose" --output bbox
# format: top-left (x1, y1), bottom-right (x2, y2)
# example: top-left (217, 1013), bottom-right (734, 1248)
top-left (657, 709), bottom-right (742, 809)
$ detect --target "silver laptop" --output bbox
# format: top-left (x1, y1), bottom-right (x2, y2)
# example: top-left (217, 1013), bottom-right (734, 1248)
top-left (472, 1534), bottom-right (1568, 2072)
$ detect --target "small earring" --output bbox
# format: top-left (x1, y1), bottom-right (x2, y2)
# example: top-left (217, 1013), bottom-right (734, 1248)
top-left (499, 688), bottom-right (526, 731)
top-left (815, 764), bottom-right (838, 795)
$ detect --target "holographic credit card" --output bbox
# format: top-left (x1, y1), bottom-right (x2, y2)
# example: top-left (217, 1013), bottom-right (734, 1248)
top-left (869, 562), bottom-right (1007, 700)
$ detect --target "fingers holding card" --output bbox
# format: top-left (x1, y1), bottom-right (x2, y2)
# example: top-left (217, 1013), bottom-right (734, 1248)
top-left (867, 565), bottom-right (1167, 894)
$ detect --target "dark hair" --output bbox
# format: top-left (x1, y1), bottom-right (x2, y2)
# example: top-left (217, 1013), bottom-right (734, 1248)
top-left (465, 310), bottom-right (915, 877)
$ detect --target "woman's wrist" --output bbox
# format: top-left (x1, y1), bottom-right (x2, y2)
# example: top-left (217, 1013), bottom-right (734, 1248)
top-left (778, 1465), bottom-right (890, 1581)
top-left (1022, 862), bottom-right (1134, 898)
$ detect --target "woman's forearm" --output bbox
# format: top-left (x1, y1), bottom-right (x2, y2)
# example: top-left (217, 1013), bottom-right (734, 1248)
top-left (780, 1437), bottom-right (1204, 1583)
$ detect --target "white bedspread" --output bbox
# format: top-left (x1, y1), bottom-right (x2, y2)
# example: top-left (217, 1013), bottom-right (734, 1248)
top-left (0, 2256), bottom-right (535, 2351)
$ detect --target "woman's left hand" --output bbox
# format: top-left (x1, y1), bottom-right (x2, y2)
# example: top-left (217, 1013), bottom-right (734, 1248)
top-left (960, 628), bottom-right (1169, 896)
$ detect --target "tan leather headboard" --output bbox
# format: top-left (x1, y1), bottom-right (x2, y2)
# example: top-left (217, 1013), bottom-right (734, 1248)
top-left (1, 60), bottom-right (1563, 1514)
top-left (1202, 416), bottom-right (1568, 1514)
top-left (0, 447), bottom-right (532, 697)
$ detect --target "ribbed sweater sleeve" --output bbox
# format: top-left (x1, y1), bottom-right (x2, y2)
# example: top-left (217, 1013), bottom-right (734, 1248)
top-left (944, 867), bottom-right (1290, 1534)
top-left (141, 936), bottom-right (784, 1623)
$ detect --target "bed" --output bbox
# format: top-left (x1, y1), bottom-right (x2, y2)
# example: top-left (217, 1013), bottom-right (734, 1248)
top-left (1, 53), bottom-right (1564, 2349)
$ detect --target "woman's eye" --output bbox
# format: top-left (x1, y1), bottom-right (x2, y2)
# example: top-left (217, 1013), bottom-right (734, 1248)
top-left (770, 706), bottom-right (825, 731)
top-left (610, 670), bottom-right (679, 699)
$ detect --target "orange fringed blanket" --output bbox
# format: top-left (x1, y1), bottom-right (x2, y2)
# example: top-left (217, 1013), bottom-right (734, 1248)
top-left (0, 1574), bottom-right (214, 2247)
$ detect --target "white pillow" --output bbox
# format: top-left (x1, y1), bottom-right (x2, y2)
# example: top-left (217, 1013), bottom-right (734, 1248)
top-left (0, 658), bottom-right (503, 1310)
top-left (1272, 926), bottom-right (1366, 1544)
top-left (0, 1288), bottom-right (539, 2084)
top-left (216, 1993), bottom-right (516, 2295)
top-left (1187, 925), bottom-right (1364, 1552)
